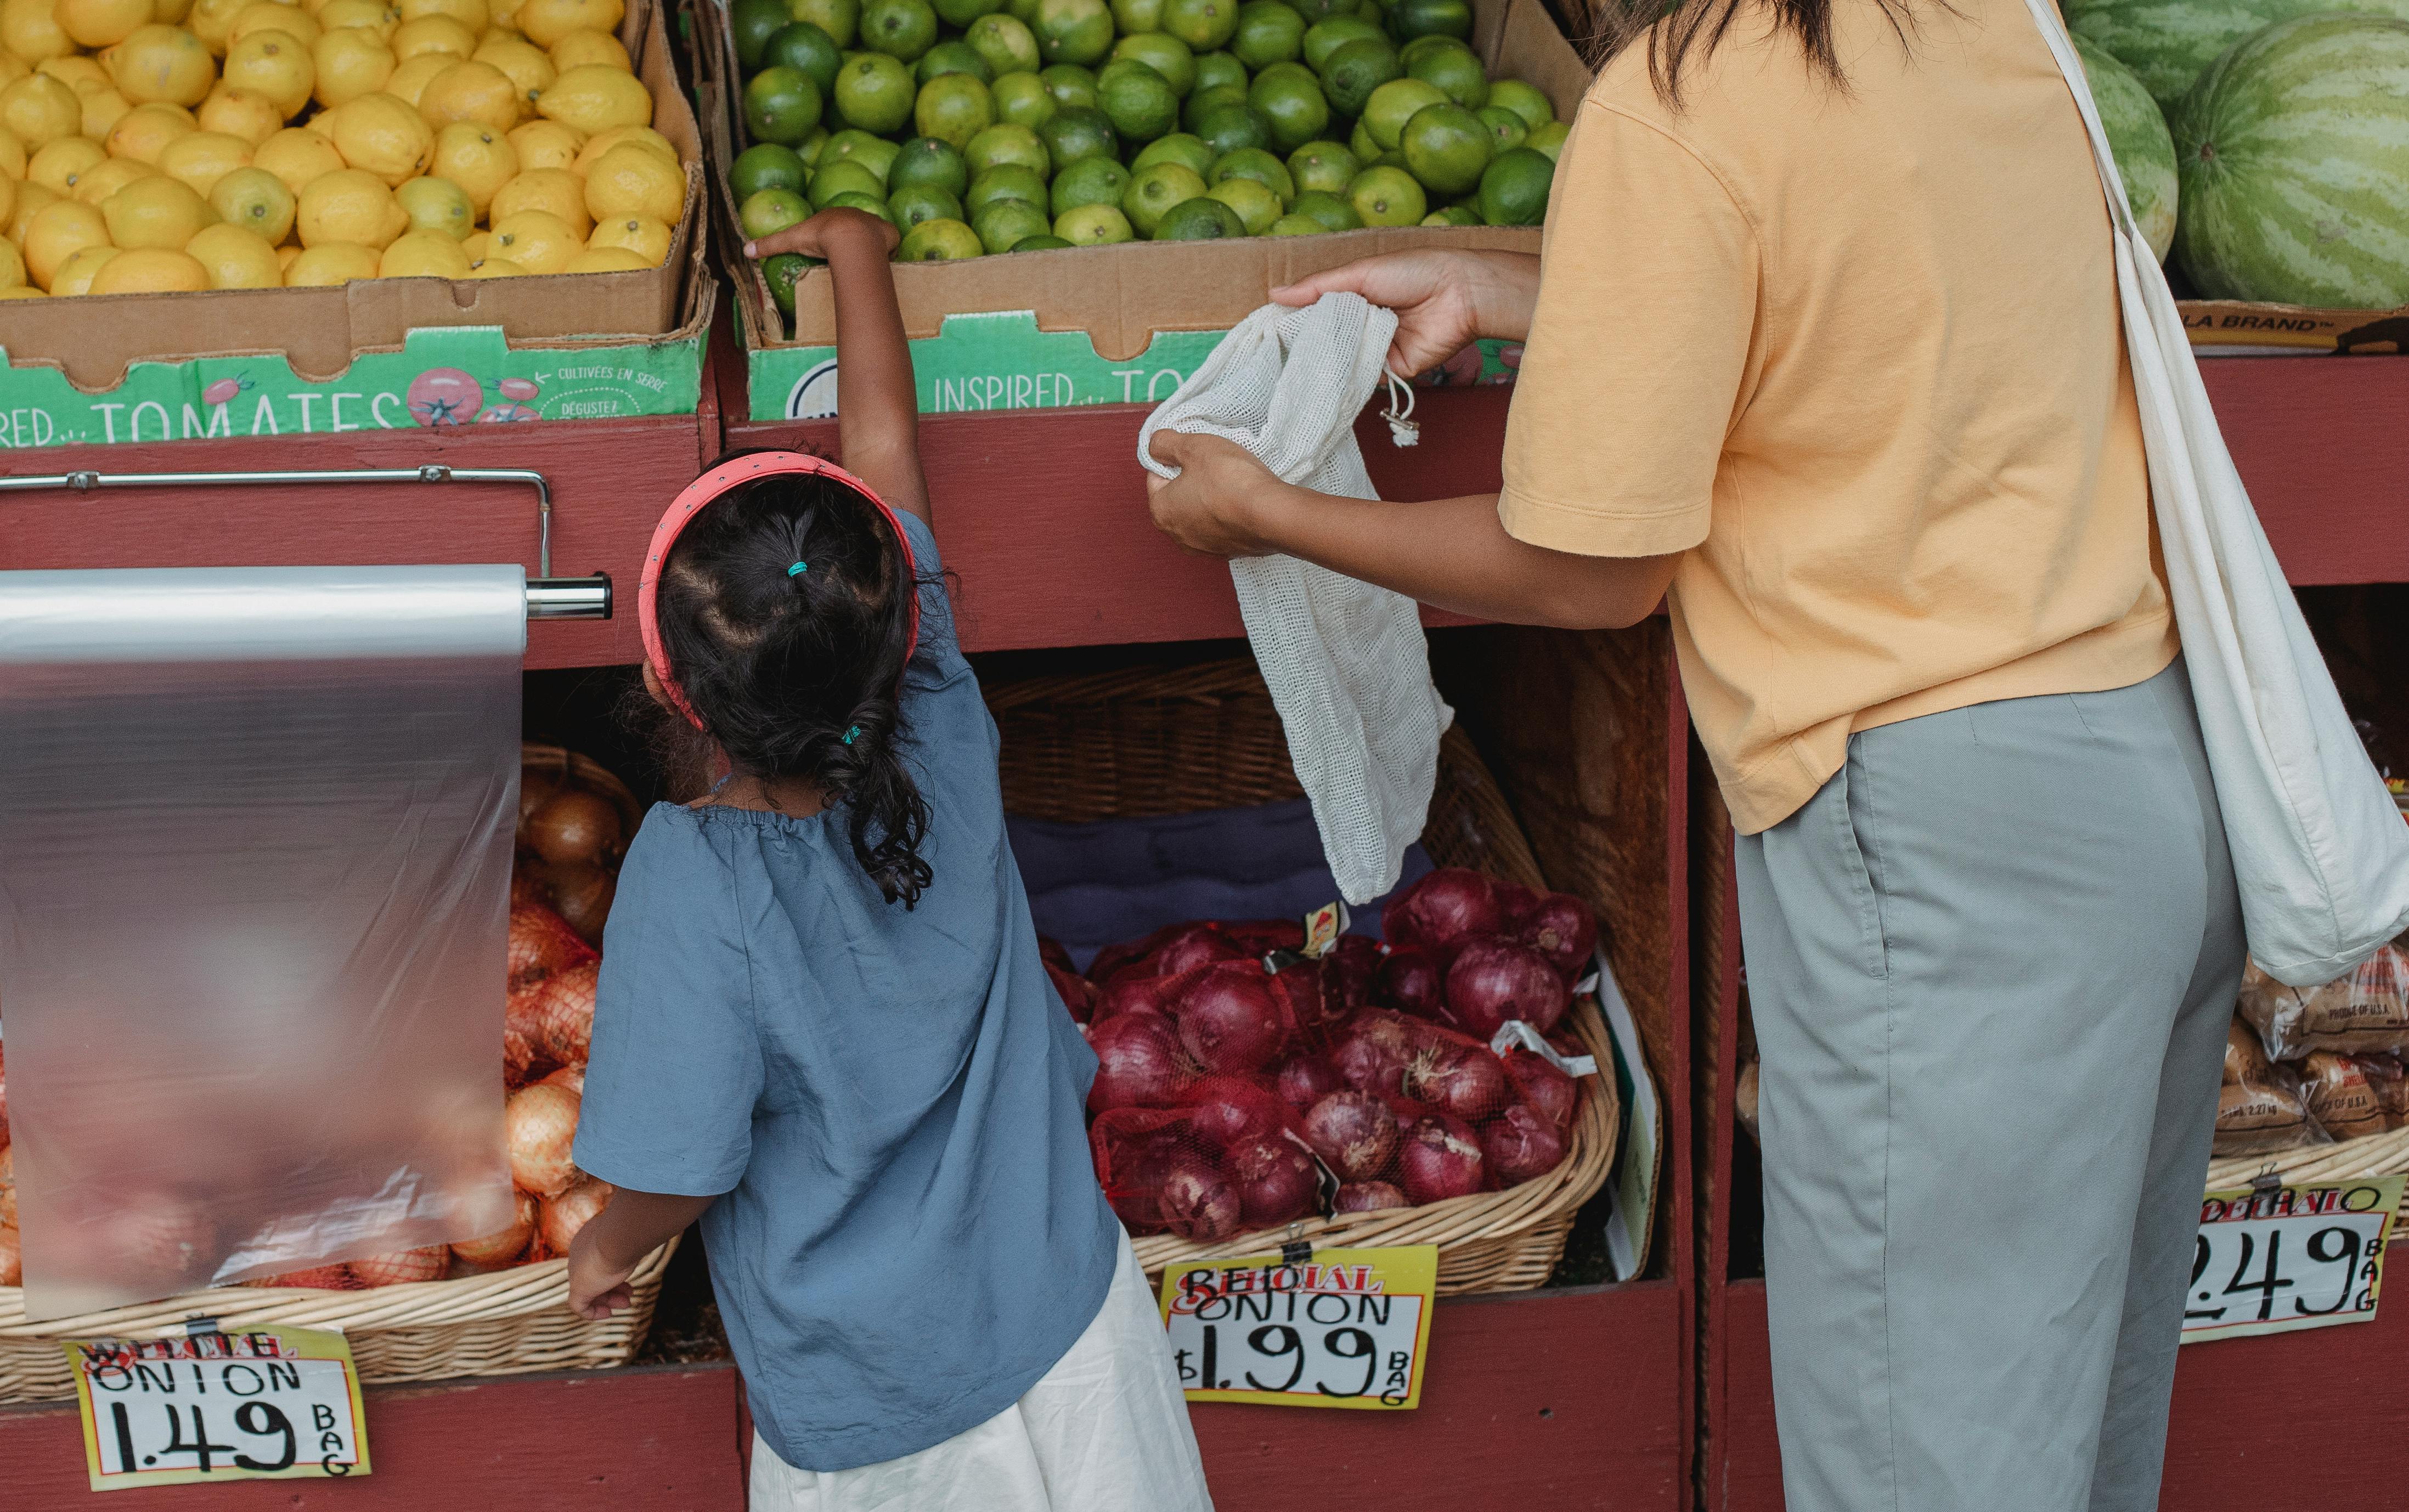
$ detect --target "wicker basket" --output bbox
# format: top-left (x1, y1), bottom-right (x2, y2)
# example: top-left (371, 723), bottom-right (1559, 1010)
top-left (0, 1240), bottom-right (676, 1405)
top-left (988, 658), bottom-right (1622, 1296)
top-left (2205, 1128), bottom-right (2409, 1246)
top-left (522, 741), bottom-right (646, 845)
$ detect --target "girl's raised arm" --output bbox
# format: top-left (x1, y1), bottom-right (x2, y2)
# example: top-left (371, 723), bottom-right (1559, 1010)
top-left (743, 208), bottom-right (930, 527)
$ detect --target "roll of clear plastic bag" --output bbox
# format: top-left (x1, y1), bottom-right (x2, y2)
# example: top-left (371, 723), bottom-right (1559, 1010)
top-left (0, 566), bottom-right (523, 1320)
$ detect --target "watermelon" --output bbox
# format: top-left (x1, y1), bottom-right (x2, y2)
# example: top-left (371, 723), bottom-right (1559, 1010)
top-left (2075, 37), bottom-right (2179, 262)
top-left (2171, 14), bottom-right (2409, 308)
top-left (2064, 0), bottom-right (2409, 111)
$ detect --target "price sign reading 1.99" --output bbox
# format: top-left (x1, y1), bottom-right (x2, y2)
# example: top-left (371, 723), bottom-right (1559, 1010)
top-left (64, 1325), bottom-right (371, 1492)
top-left (1159, 1245), bottom-right (1437, 1410)
top-left (2182, 1175), bottom-right (2402, 1344)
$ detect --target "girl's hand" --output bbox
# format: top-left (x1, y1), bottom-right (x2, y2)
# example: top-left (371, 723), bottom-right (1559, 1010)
top-left (1145, 431), bottom-right (1294, 558)
top-left (1272, 250), bottom-right (1542, 381)
top-left (566, 1224), bottom-right (636, 1320)
top-left (743, 207), bottom-right (900, 263)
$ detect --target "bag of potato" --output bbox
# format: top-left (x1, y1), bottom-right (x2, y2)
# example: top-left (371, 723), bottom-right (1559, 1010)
top-left (2298, 1051), bottom-right (2389, 1142)
top-left (2216, 1018), bottom-right (2331, 1156)
top-left (2236, 943), bottom-right (2409, 1060)
top-left (2359, 1052), bottom-right (2409, 1131)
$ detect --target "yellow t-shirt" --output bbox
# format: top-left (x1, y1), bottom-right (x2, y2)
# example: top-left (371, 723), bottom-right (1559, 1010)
top-left (1497, 0), bottom-right (2178, 834)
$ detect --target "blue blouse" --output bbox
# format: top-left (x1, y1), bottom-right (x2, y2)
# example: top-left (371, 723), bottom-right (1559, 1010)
top-left (574, 512), bottom-right (1120, 1471)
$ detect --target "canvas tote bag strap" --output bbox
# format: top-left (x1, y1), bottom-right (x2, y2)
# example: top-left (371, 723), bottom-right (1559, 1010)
top-left (2017, 0), bottom-right (2147, 246)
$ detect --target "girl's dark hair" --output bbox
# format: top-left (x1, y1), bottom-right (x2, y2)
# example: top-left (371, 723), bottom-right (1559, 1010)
top-left (1590, 0), bottom-right (1925, 107)
top-left (638, 448), bottom-right (935, 907)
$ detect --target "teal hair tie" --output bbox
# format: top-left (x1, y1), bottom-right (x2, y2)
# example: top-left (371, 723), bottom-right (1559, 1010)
top-left (843, 725), bottom-right (861, 745)
top-left (787, 561), bottom-right (808, 577)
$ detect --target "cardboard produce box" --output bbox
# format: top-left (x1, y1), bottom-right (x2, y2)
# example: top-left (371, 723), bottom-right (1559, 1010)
top-left (694, 0), bottom-right (1589, 420)
top-left (2176, 298), bottom-right (2409, 356)
top-left (0, 0), bottom-right (713, 449)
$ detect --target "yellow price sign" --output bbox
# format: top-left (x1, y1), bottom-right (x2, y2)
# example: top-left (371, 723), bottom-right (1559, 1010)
top-left (2183, 1175), bottom-right (2401, 1344)
top-left (64, 1325), bottom-right (371, 1491)
top-left (1158, 1245), bottom-right (1437, 1409)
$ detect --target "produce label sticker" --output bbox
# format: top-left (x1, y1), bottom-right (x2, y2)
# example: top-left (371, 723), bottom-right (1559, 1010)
top-left (1158, 1245), bottom-right (1437, 1410)
top-left (62, 1326), bottom-right (371, 1490)
top-left (2182, 1175), bottom-right (2401, 1344)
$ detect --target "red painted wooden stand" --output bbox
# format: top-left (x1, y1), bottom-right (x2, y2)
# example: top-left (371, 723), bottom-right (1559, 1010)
top-left (729, 351), bottom-right (1701, 1512)
top-left (0, 330), bottom-right (1697, 1508)
top-left (1696, 354), bottom-right (2409, 1511)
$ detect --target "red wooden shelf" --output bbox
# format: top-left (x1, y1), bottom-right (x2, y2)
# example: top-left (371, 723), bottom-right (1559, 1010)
top-left (717, 332), bottom-right (1500, 653)
top-left (0, 1284), bottom-right (1685, 1511)
top-left (0, 340), bottom-right (2396, 674)
top-left (0, 1363), bottom-right (749, 1510)
top-left (2199, 354), bottom-right (2409, 586)
top-left (1713, 1275), bottom-right (2409, 1511)
top-left (1193, 1280), bottom-right (1688, 1511)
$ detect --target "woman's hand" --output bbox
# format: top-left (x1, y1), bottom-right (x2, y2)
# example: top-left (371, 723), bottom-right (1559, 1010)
top-left (1145, 431), bottom-right (1295, 558)
top-left (566, 1224), bottom-right (636, 1321)
top-left (742, 206), bottom-right (900, 263)
top-left (1272, 250), bottom-right (1542, 379)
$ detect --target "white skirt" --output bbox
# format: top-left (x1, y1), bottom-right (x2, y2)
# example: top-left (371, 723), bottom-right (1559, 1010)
top-left (749, 1227), bottom-right (1215, 1512)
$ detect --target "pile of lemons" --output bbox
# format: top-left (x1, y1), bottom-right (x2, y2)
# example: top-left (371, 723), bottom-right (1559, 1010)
top-left (0, 0), bottom-right (685, 298)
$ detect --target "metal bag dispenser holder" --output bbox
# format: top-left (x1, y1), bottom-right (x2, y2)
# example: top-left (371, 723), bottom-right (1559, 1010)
top-left (0, 465), bottom-right (613, 619)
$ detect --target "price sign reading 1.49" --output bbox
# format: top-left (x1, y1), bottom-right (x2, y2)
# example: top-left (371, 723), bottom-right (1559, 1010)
top-left (1159, 1245), bottom-right (1437, 1410)
top-left (2182, 1175), bottom-right (2402, 1345)
top-left (63, 1325), bottom-right (371, 1492)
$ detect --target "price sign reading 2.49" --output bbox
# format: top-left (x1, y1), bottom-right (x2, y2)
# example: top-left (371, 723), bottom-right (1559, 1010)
top-left (2182, 1176), bottom-right (2403, 1345)
top-left (63, 1325), bottom-right (371, 1491)
top-left (1159, 1245), bottom-right (1438, 1410)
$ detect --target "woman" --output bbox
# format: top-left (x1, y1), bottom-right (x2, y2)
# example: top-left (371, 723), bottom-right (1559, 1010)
top-left (1143, 0), bottom-right (2243, 1505)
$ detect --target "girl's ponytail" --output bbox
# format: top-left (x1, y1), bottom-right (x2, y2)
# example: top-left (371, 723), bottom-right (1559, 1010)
top-left (819, 697), bottom-right (933, 907)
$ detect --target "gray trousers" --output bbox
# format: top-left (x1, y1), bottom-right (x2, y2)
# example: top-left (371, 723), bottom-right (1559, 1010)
top-left (1737, 659), bottom-right (2243, 1512)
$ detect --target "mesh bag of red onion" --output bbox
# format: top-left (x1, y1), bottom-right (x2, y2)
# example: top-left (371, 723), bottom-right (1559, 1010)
top-left (1063, 870), bottom-right (1600, 1243)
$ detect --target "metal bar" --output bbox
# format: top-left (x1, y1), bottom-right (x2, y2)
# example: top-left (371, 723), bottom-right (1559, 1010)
top-left (0, 466), bottom-right (558, 577)
top-left (526, 574), bottom-right (611, 619)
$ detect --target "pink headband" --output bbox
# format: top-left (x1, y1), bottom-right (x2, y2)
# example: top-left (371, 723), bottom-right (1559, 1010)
top-left (638, 450), bottom-right (922, 731)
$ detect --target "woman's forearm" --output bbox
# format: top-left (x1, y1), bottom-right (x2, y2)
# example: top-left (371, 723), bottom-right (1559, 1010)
top-left (1467, 252), bottom-right (1543, 345)
top-left (1243, 484), bottom-right (1674, 630)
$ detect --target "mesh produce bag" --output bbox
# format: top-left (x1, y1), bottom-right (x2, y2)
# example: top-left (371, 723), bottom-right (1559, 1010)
top-left (1136, 294), bottom-right (1452, 906)
top-left (1081, 887), bottom-right (1598, 1235)
top-left (1084, 931), bottom-right (1334, 1240)
top-left (1308, 1010), bottom-right (1571, 1209)
top-left (1090, 1081), bottom-right (1321, 1242)
top-left (2236, 944), bottom-right (2409, 1060)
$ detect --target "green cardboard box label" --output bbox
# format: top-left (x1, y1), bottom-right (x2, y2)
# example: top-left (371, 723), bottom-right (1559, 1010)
top-left (749, 309), bottom-right (1520, 420)
top-left (0, 324), bottom-right (704, 450)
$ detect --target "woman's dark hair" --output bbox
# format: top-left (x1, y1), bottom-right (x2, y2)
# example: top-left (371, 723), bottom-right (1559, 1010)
top-left (637, 448), bottom-right (935, 907)
top-left (1590, 0), bottom-right (1926, 106)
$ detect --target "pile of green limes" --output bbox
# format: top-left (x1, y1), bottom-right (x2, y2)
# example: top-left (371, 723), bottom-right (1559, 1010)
top-left (724, 0), bottom-right (1567, 315)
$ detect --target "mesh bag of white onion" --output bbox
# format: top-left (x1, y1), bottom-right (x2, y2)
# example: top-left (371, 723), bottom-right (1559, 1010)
top-left (1077, 871), bottom-right (1599, 1241)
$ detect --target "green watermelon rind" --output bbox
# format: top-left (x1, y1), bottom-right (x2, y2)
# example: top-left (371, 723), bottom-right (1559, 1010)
top-left (2171, 13), bottom-right (2409, 309)
top-left (2075, 36), bottom-right (2180, 262)
top-left (2063, 0), bottom-right (2409, 111)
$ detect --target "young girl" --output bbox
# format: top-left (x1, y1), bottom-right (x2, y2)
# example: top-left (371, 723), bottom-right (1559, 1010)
top-left (565, 207), bottom-right (1213, 1511)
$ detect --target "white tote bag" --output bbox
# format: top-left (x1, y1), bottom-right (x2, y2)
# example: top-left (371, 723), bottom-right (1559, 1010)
top-left (2024, 0), bottom-right (2409, 985)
